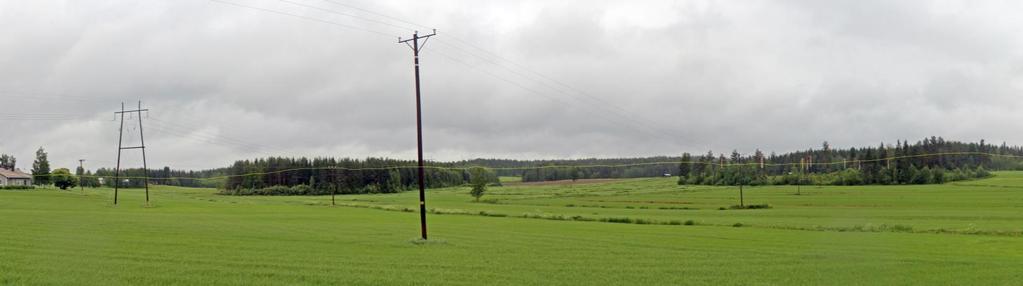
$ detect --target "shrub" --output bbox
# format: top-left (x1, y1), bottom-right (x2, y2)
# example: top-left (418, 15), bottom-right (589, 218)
top-left (729, 204), bottom-right (771, 210)
top-left (658, 206), bottom-right (695, 210)
top-left (218, 184), bottom-right (332, 196)
top-left (51, 168), bottom-right (77, 190)
top-left (1, 185), bottom-right (35, 190)
top-left (601, 217), bottom-right (633, 224)
top-left (732, 223), bottom-right (744, 227)
top-left (975, 166), bottom-right (991, 178)
top-left (683, 219), bottom-right (696, 226)
top-left (884, 224), bottom-right (913, 232)
top-left (477, 211), bottom-right (507, 217)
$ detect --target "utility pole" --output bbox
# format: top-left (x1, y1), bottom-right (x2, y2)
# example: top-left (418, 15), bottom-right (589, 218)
top-left (739, 184), bottom-right (744, 207)
top-left (113, 101), bottom-right (151, 207)
top-left (400, 29), bottom-right (436, 240)
top-left (797, 157), bottom-right (804, 195)
top-left (78, 159), bottom-right (85, 194)
top-left (332, 168), bottom-right (338, 207)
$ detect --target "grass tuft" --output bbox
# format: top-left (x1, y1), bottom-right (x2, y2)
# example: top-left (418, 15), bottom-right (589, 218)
top-left (408, 238), bottom-right (449, 246)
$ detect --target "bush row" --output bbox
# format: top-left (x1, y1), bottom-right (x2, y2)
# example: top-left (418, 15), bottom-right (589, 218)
top-left (219, 182), bottom-right (420, 196)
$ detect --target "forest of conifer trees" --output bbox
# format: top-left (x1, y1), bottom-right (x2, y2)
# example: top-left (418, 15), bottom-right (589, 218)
top-left (218, 157), bottom-right (498, 195)
top-left (32, 137), bottom-right (1023, 192)
top-left (677, 137), bottom-right (1020, 186)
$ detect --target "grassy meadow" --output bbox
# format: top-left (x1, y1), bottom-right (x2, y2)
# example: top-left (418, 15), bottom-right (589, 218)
top-left (2, 172), bottom-right (1023, 285)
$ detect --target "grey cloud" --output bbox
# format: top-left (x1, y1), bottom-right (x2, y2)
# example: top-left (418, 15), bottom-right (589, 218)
top-left (2, 0), bottom-right (1022, 170)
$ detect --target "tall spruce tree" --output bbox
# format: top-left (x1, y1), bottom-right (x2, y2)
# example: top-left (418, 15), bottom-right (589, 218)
top-left (678, 153), bottom-right (692, 185)
top-left (32, 147), bottom-right (51, 185)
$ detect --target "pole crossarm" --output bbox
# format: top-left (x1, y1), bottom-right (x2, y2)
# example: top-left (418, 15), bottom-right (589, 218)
top-left (398, 29), bottom-right (436, 44)
top-left (114, 109), bottom-right (149, 114)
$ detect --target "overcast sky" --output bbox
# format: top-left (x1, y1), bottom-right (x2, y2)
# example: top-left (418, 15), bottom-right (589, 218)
top-left (2, 0), bottom-right (1022, 170)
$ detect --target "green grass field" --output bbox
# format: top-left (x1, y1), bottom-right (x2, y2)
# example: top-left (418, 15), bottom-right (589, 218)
top-left (3, 172), bottom-right (1023, 285)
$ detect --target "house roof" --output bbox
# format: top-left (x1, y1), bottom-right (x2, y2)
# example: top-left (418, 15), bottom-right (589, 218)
top-left (0, 168), bottom-right (32, 179)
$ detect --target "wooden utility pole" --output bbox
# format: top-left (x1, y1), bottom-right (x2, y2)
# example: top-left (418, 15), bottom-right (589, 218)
top-left (400, 29), bottom-right (436, 240)
top-left (332, 168), bottom-right (338, 207)
top-left (739, 184), bottom-right (744, 207)
top-left (113, 101), bottom-right (151, 207)
top-left (78, 159), bottom-right (85, 194)
top-left (797, 157), bottom-right (804, 195)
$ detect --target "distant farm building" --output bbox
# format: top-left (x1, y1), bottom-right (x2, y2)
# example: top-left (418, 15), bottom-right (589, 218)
top-left (0, 168), bottom-right (33, 186)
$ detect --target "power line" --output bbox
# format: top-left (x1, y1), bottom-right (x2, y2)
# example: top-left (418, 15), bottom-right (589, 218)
top-left (264, 0), bottom-right (684, 146)
top-left (317, 0), bottom-right (432, 30)
top-left (276, 0), bottom-right (412, 33)
top-left (208, 0), bottom-right (396, 38)
top-left (44, 151), bottom-right (1023, 181)
top-left (429, 40), bottom-right (672, 135)
top-left (147, 124), bottom-right (265, 153)
top-left (147, 118), bottom-right (286, 154)
top-left (0, 91), bottom-right (110, 103)
top-left (277, 0), bottom-right (674, 135)
top-left (426, 48), bottom-right (682, 145)
top-left (0, 116), bottom-right (92, 121)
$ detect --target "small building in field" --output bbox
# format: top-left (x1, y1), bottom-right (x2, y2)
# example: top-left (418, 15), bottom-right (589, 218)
top-left (0, 168), bottom-right (33, 186)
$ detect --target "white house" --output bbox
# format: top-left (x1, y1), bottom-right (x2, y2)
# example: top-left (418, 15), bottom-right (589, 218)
top-left (0, 168), bottom-right (33, 186)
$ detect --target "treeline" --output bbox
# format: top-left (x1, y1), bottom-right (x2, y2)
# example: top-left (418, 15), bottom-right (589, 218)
top-left (86, 167), bottom-right (228, 188)
top-left (453, 157), bottom-right (680, 182)
top-left (678, 137), bottom-right (1015, 186)
top-left (221, 157), bottom-right (498, 196)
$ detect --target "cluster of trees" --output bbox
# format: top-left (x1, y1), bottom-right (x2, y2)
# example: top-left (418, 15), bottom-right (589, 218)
top-left (520, 164), bottom-right (674, 182)
top-left (90, 167), bottom-right (227, 188)
top-left (4, 147), bottom-right (226, 189)
top-left (457, 157), bottom-right (679, 182)
top-left (3, 148), bottom-right (78, 190)
top-left (0, 154), bottom-right (15, 170)
top-left (221, 157), bottom-right (498, 195)
top-left (678, 137), bottom-right (1010, 186)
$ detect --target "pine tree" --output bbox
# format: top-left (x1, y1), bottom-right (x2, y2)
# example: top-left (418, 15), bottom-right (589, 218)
top-left (678, 153), bottom-right (692, 185)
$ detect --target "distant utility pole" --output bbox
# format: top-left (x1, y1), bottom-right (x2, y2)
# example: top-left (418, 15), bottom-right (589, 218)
top-left (113, 101), bottom-right (151, 207)
top-left (78, 159), bottom-right (85, 194)
top-left (797, 157), bottom-right (804, 195)
top-left (399, 29), bottom-right (436, 240)
top-left (738, 183), bottom-right (744, 207)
